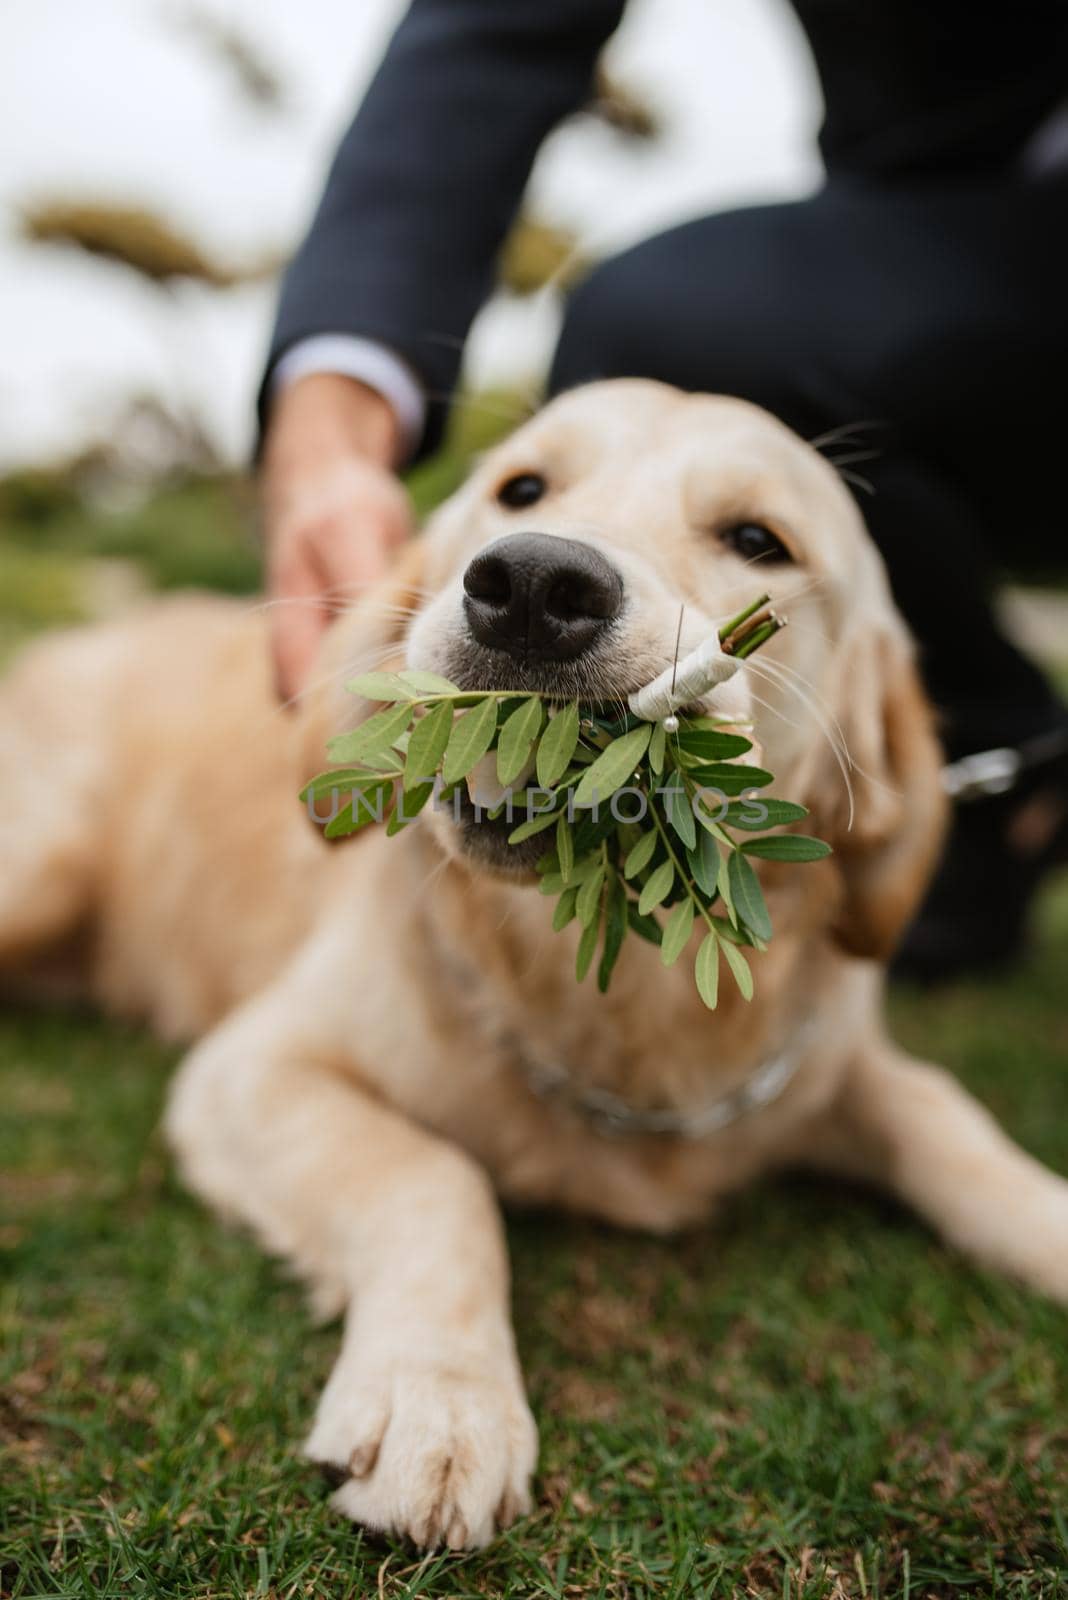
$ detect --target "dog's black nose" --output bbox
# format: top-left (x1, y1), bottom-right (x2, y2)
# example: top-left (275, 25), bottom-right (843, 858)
top-left (463, 533), bottom-right (624, 661)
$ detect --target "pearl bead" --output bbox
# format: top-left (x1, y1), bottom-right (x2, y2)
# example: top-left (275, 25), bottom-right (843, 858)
top-left (663, 714), bottom-right (680, 733)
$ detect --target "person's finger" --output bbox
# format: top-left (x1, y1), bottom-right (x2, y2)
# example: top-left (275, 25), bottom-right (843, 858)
top-left (321, 501), bottom-right (413, 599)
top-left (267, 481), bottom-right (414, 702)
top-left (316, 530), bottom-right (392, 602)
top-left (270, 547), bottom-right (330, 705)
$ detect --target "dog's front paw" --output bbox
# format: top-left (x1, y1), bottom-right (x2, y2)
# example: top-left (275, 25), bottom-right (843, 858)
top-left (305, 1359), bottom-right (538, 1550)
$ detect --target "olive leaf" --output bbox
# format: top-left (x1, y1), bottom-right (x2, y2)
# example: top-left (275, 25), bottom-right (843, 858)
top-left (346, 671), bottom-right (417, 701)
top-left (553, 886), bottom-right (578, 931)
top-left (391, 780), bottom-right (435, 827)
top-left (676, 728), bottom-right (752, 760)
top-left (660, 898), bottom-right (695, 967)
top-left (665, 783), bottom-right (697, 850)
top-left (508, 808), bottom-right (561, 844)
top-left (687, 827), bottom-right (720, 898)
top-left (323, 779), bottom-right (395, 840)
top-left (727, 851), bottom-right (772, 944)
top-left (627, 903), bottom-right (663, 945)
top-left (556, 812), bottom-right (575, 882)
top-left (623, 830), bottom-right (657, 880)
top-left (540, 855), bottom-right (604, 896)
top-left (397, 669), bottom-right (461, 695)
top-left (740, 834), bottom-right (833, 862)
top-left (404, 699), bottom-right (453, 785)
top-left (683, 762), bottom-right (775, 793)
top-left (442, 697), bottom-right (500, 785)
top-left (326, 702), bottom-right (414, 764)
top-left (536, 702), bottom-right (581, 788)
top-left (597, 873), bottom-right (627, 993)
top-left (694, 931), bottom-right (720, 1010)
top-left (638, 857), bottom-right (674, 916)
top-left (301, 766), bottom-right (389, 801)
top-left (497, 696), bottom-right (544, 787)
top-left (723, 798), bottom-right (808, 831)
top-left (576, 914), bottom-right (600, 983)
top-left (720, 937), bottom-right (753, 1001)
top-left (648, 719), bottom-right (667, 775)
top-left (716, 849), bottom-right (738, 928)
top-left (347, 669), bottom-right (461, 699)
top-left (572, 724), bottom-right (652, 809)
top-left (576, 864), bottom-right (606, 926)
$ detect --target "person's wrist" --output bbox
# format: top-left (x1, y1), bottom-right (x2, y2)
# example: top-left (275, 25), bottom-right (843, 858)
top-left (264, 372), bottom-right (402, 480)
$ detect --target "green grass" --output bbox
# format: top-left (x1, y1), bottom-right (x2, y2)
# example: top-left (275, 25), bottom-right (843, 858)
top-left (0, 387), bottom-right (525, 649)
top-left (2, 435), bottom-right (1068, 1598)
top-left (2, 899), bottom-right (1067, 1599)
top-left (0, 475), bottom-right (262, 603)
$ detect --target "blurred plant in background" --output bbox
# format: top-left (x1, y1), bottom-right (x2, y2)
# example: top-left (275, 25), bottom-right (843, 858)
top-left (588, 63), bottom-right (664, 141)
top-left (18, 202), bottom-right (285, 489)
top-left (168, 4), bottom-right (291, 114)
top-left (497, 216), bottom-right (589, 298)
top-left (20, 200), bottom-right (281, 289)
top-left (2, 15), bottom-right (667, 659)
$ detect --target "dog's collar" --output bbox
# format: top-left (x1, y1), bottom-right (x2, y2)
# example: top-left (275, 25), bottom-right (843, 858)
top-left (943, 726), bottom-right (1068, 803)
top-left (514, 1024), bottom-right (812, 1141)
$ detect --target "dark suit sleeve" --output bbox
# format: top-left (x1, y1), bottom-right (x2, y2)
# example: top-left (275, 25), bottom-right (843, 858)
top-left (262, 0), bottom-right (627, 459)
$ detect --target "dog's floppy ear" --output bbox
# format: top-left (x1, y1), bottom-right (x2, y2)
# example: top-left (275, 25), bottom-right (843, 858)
top-left (803, 622), bottom-right (947, 960)
top-left (297, 539), bottom-right (427, 790)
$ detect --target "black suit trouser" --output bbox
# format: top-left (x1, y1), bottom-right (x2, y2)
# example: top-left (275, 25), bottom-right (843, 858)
top-left (549, 176), bottom-right (1068, 759)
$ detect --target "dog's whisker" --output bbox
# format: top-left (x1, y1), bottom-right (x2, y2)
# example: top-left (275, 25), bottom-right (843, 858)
top-left (343, 604), bottom-right (425, 621)
top-left (247, 594), bottom-right (432, 624)
top-left (247, 596), bottom-right (359, 618)
top-left (748, 652), bottom-right (848, 747)
top-left (744, 659), bottom-right (856, 827)
top-left (744, 673), bottom-right (845, 777)
top-left (307, 587), bottom-right (433, 607)
top-left (808, 419), bottom-right (885, 452)
top-left (757, 653), bottom-right (902, 807)
top-left (273, 642), bottom-right (415, 717)
top-left (759, 655), bottom-right (902, 803)
top-left (837, 468), bottom-right (877, 497)
top-left (248, 603), bottom-right (348, 623)
top-left (745, 656), bottom-right (850, 768)
top-left (414, 850), bottom-right (452, 898)
top-left (744, 680), bottom-right (855, 824)
top-left (824, 447), bottom-right (883, 468)
top-left (744, 653), bottom-right (850, 758)
top-left (747, 684), bottom-right (803, 734)
top-left (747, 677), bottom-right (856, 831)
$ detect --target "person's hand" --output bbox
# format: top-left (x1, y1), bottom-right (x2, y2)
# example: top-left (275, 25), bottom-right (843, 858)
top-left (262, 373), bottom-right (415, 702)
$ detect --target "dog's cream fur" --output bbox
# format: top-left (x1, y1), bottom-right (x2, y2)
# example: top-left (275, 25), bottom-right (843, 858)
top-left (3, 382), bottom-right (1067, 1549)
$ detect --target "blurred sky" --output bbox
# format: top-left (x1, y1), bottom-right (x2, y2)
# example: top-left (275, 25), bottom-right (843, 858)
top-left (0, 0), bottom-right (823, 471)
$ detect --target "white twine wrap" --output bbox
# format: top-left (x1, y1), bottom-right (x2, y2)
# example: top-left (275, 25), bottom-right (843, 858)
top-left (627, 633), bottom-right (740, 722)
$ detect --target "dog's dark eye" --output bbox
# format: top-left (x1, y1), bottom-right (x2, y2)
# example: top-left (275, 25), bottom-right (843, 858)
top-left (720, 522), bottom-right (793, 564)
top-left (496, 472), bottom-right (546, 510)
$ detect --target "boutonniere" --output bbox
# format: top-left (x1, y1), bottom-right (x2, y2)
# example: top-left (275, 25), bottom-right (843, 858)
top-left (303, 595), bottom-right (830, 1009)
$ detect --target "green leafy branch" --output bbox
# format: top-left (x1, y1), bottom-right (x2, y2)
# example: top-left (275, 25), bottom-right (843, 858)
top-left (300, 597), bottom-right (831, 1009)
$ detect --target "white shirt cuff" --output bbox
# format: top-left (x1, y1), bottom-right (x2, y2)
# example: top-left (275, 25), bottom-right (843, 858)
top-left (270, 335), bottom-right (427, 462)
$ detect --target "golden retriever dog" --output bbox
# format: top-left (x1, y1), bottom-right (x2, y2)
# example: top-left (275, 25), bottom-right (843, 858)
top-left (3, 381), bottom-right (1067, 1550)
